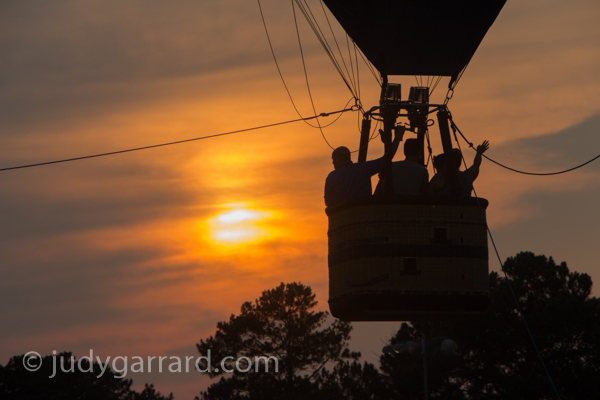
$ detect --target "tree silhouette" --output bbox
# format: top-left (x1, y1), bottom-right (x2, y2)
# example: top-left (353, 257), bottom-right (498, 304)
top-left (195, 282), bottom-right (378, 400)
top-left (0, 352), bottom-right (173, 400)
top-left (380, 251), bottom-right (600, 400)
top-left (317, 357), bottom-right (389, 400)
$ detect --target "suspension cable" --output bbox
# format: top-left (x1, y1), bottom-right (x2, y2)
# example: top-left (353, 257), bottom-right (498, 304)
top-left (450, 118), bottom-right (600, 176)
top-left (291, 0), bottom-right (334, 149)
top-left (257, 0), bottom-right (306, 121)
top-left (454, 135), bottom-right (563, 400)
top-left (293, 0), bottom-right (358, 100)
top-left (424, 128), bottom-right (433, 168)
top-left (317, 0), bottom-right (358, 96)
top-left (444, 63), bottom-right (469, 105)
top-left (0, 108), bottom-right (356, 172)
top-left (258, 0), bottom-right (355, 131)
top-left (355, 43), bottom-right (381, 86)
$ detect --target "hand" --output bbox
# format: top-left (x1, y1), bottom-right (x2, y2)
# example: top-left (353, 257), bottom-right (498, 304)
top-left (394, 125), bottom-right (406, 142)
top-left (476, 140), bottom-right (489, 154)
top-left (379, 129), bottom-right (391, 144)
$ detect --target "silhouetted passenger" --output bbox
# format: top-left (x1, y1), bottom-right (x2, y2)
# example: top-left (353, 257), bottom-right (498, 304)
top-left (428, 153), bottom-right (449, 195)
top-left (428, 140), bottom-right (489, 196)
top-left (324, 146), bottom-right (381, 207)
top-left (390, 138), bottom-right (429, 195)
top-left (325, 131), bottom-right (402, 206)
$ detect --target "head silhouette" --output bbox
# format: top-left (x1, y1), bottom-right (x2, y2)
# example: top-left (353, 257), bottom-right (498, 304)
top-left (451, 148), bottom-right (463, 169)
top-left (433, 153), bottom-right (447, 172)
top-left (332, 146), bottom-right (351, 168)
top-left (404, 139), bottom-right (421, 161)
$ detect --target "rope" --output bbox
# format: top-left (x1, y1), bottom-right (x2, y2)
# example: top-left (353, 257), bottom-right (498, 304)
top-left (293, 0), bottom-right (358, 99)
top-left (318, 0), bottom-right (358, 97)
top-left (444, 63), bottom-right (468, 105)
top-left (355, 43), bottom-right (381, 86)
top-left (295, 0), bottom-right (379, 94)
top-left (317, 97), bottom-right (355, 128)
top-left (429, 76), bottom-right (443, 97)
top-left (291, 0), bottom-right (333, 149)
top-left (257, 0), bottom-right (306, 122)
top-left (0, 108), bottom-right (355, 172)
top-left (349, 118), bottom-right (381, 155)
top-left (258, 0), bottom-right (354, 132)
top-left (453, 138), bottom-right (563, 400)
top-left (347, 34), bottom-right (359, 101)
top-left (450, 119), bottom-right (600, 176)
top-left (424, 128), bottom-right (433, 168)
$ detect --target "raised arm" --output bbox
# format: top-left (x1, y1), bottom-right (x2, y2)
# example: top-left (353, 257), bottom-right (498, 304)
top-left (389, 126), bottom-right (405, 160)
top-left (466, 140), bottom-right (489, 181)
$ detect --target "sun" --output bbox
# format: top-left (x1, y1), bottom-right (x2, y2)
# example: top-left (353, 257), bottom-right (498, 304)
top-left (206, 205), bottom-right (274, 246)
top-left (216, 209), bottom-right (259, 224)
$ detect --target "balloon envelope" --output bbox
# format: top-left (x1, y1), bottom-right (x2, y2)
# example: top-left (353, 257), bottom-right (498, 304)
top-left (322, 0), bottom-right (506, 80)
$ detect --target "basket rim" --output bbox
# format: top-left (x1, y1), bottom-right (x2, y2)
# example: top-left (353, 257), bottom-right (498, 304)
top-left (326, 195), bottom-right (489, 216)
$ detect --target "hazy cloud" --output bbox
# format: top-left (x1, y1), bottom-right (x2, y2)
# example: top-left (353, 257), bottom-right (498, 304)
top-left (2, 1), bottom-right (600, 399)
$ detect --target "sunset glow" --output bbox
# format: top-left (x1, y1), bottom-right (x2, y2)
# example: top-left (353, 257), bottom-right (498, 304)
top-left (2, 1), bottom-right (600, 399)
top-left (217, 209), bottom-right (260, 224)
top-left (207, 206), bottom-right (274, 246)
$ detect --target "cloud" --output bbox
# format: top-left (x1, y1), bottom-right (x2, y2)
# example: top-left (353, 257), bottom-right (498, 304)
top-left (0, 158), bottom-right (198, 241)
top-left (445, 0), bottom-right (600, 140)
top-left (492, 184), bottom-right (600, 281)
top-left (1, 0), bottom-right (308, 135)
top-left (1, 0), bottom-right (273, 87)
top-left (473, 113), bottom-right (600, 294)
top-left (2, 1), bottom-right (599, 399)
top-left (0, 238), bottom-right (167, 335)
top-left (490, 112), bottom-right (600, 174)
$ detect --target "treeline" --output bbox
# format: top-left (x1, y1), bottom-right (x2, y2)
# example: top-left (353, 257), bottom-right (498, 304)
top-left (2, 252), bottom-right (599, 399)
top-left (195, 252), bottom-right (600, 400)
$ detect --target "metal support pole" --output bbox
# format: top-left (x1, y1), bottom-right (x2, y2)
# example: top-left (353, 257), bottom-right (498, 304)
top-left (422, 336), bottom-right (429, 400)
top-left (357, 116), bottom-right (371, 163)
top-left (437, 107), bottom-right (461, 195)
top-left (378, 75), bottom-right (399, 195)
top-left (380, 106), bottom-right (397, 195)
top-left (416, 125), bottom-right (426, 167)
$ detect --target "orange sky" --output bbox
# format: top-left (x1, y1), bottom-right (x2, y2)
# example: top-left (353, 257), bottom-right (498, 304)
top-left (2, 0), bottom-right (600, 398)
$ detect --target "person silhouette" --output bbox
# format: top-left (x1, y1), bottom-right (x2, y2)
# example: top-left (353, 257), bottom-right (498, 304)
top-left (324, 131), bottom-right (402, 207)
top-left (428, 140), bottom-right (489, 196)
top-left (390, 138), bottom-right (429, 195)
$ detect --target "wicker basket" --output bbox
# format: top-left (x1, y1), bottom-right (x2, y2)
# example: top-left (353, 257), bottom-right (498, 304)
top-left (326, 195), bottom-right (490, 321)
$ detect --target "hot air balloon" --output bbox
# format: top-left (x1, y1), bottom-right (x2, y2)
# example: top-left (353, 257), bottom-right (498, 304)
top-left (322, 0), bottom-right (506, 81)
top-left (323, 0), bottom-right (506, 321)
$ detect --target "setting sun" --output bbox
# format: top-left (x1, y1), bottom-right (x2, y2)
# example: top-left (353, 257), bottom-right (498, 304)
top-left (4, 1), bottom-right (600, 399)
top-left (217, 209), bottom-right (260, 224)
top-left (206, 206), bottom-right (275, 246)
